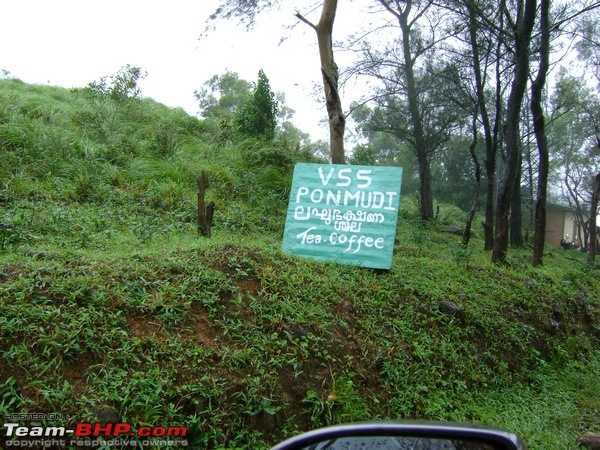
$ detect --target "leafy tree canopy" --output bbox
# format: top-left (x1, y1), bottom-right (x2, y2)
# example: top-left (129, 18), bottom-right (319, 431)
top-left (195, 71), bottom-right (252, 119)
top-left (234, 69), bottom-right (278, 141)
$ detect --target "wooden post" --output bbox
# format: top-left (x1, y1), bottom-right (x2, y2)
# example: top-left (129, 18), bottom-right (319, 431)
top-left (198, 171), bottom-right (214, 237)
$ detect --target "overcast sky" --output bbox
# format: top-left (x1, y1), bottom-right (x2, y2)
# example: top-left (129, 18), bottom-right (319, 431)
top-left (0, 0), bottom-right (351, 142)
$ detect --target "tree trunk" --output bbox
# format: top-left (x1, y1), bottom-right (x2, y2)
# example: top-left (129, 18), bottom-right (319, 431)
top-left (487, 51), bottom-right (505, 250)
top-left (564, 165), bottom-right (590, 250)
top-left (464, 113), bottom-right (481, 246)
top-left (374, 0), bottom-right (434, 220)
top-left (467, 1), bottom-right (498, 250)
top-left (588, 173), bottom-right (600, 264)
top-left (210, 1), bottom-right (346, 163)
top-left (510, 154), bottom-right (524, 247)
top-left (532, 0), bottom-right (550, 266)
top-left (298, 0), bottom-right (345, 164)
top-left (492, 0), bottom-right (537, 264)
top-left (399, 2), bottom-right (434, 221)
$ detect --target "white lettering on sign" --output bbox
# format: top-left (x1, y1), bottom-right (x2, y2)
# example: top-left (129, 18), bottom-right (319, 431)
top-left (283, 163), bottom-right (403, 269)
top-left (318, 167), bottom-right (373, 188)
top-left (329, 233), bottom-right (385, 253)
top-left (296, 226), bottom-right (323, 245)
top-left (295, 188), bottom-right (397, 210)
top-left (293, 207), bottom-right (385, 229)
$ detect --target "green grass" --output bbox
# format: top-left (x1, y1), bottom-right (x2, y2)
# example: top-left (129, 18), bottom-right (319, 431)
top-left (0, 78), bottom-right (599, 449)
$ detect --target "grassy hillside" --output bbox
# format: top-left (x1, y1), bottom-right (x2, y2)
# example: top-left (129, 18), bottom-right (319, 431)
top-left (1, 78), bottom-right (599, 450)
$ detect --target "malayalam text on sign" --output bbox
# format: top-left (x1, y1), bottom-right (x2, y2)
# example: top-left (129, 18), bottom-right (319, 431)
top-left (282, 163), bottom-right (403, 269)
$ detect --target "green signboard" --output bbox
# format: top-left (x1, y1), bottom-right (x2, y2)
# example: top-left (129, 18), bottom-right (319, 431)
top-left (282, 163), bottom-right (403, 269)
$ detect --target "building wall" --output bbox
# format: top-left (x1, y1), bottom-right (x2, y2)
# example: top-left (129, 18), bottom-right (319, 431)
top-left (545, 208), bottom-right (598, 249)
top-left (546, 209), bottom-right (565, 248)
top-left (563, 212), bottom-right (582, 245)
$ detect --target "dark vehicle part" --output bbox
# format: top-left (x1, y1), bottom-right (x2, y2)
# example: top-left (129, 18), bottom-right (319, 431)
top-left (271, 421), bottom-right (525, 450)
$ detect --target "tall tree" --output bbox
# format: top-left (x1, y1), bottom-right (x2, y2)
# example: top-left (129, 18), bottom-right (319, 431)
top-left (574, 4), bottom-right (600, 257)
top-left (589, 173), bottom-right (600, 264)
top-left (350, 54), bottom-right (464, 218)
top-left (358, 0), bottom-right (454, 221)
top-left (207, 1), bottom-right (346, 163)
top-left (296, 0), bottom-right (346, 163)
top-left (491, 0), bottom-right (538, 264)
top-left (531, 0), bottom-right (551, 266)
top-left (465, 0), bottom-right (506, 251)
top-left (438, 0), bottom-right (510, 249)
